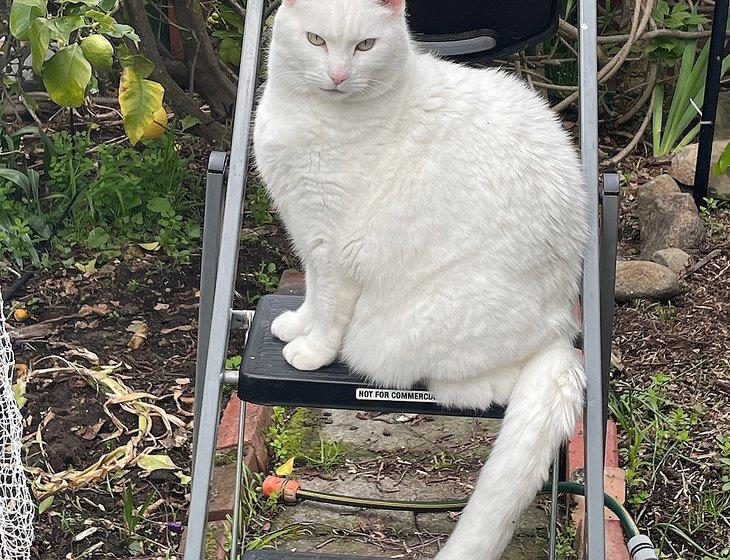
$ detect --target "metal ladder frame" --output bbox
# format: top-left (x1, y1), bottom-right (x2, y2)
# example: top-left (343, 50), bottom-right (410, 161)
top-left (183, 0), bottom-right (617, 557)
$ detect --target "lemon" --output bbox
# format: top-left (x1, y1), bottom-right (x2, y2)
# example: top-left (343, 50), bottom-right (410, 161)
top-left (80, 34), bottom-right (114, 70)
top-left (142, 106), bottom-right (168, 140)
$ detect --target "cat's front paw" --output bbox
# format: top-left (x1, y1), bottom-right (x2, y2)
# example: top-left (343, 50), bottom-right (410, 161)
top-left (271, 310), bottom-right (312, 342)
top-left (283, 335), bottom-right (337, 370)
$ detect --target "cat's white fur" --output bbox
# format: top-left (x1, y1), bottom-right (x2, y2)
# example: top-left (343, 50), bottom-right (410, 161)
top-left (253, 1), bottom-right (588, 558)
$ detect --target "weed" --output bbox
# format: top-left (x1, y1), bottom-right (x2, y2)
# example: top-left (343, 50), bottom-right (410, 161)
top-left (255, 262), bottom-right (279, 293)
top-left (122, 485), bottom-right (156, 555)
top-left (555, 524), bottom-right (578, 560)
top-left (267, 407), bottom-right (346, 471)
top-left (610, 374), bottom-right (701, 493)
top-left (718, 435), bottom-right (730, 492)
top-left (700, 197), bottom-right (728, 238)
top-left (0, 130), bottom-right (201, 268)
top-left (247, 181), bottom-right (274, 227)
top-left (222, 465), bottom-right (299, 553)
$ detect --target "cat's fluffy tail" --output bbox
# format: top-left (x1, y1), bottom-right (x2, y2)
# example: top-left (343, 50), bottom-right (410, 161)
top-left (435, 343), bottom-right (585, 560)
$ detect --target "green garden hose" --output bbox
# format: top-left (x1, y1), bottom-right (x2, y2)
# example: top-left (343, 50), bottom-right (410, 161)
top-left (295, 482), bottom-right (639, 538)
top-left (263, 475), bottom-right (657, 558)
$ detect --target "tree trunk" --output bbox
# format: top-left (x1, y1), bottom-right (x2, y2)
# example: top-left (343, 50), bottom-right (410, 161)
top-left (170, 0), bottom-right (238, 118)
top-left (122, 0), bottom-right (228, 145)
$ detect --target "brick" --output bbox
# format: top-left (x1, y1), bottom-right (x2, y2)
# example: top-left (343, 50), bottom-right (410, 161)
top-left (568, 418), bottom-right (619, 474)
top-left (217, 399), bottom-right (273, 466)
top-left (208, 462), bottom-right (240, 521)
top-left (277, 269), bottom-right (305, 295)
top-left (209, 399), bottom-right (274, 522)
top-left (568, 420), bottom-right (629, 560)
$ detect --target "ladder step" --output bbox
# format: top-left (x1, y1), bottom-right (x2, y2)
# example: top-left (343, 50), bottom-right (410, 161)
top-left (238, 295), bottom-right (504, 418)
top-left (242, 551), bottom-right (381, 560)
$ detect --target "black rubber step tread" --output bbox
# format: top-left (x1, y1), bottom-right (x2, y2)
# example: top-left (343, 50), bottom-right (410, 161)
top-left (238, 294), bottom-right (504, 418)
top-left (242, 551), bottom-right (381, 560)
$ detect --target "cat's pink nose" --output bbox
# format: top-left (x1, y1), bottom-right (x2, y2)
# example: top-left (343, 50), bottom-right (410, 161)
top-left (328, 69), bottom-right (350, 86)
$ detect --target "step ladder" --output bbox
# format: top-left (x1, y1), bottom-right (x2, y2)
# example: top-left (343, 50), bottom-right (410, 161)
top-left (183, 0), bottom-right (619, 558)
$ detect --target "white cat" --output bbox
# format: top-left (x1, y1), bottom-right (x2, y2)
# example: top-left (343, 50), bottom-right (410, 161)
top-left (253, 1), bottom-right (588, 558)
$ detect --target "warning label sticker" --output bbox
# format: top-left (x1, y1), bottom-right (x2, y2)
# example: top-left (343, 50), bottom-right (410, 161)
top-left (355, 388), bottom-right (437, 403)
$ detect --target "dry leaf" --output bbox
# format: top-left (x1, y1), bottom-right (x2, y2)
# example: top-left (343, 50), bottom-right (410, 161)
top-left (78, 304), bottom-right (109, 317)
top-left (65, 348), bottom-right (101, 366)
top-left (154, 302), bottom-right (169, 311)
top-left (160, 324), bottom-right (194, 335)
top-left (77, 419), bottom-right (106, 441)
top-left (127, 320), bottom-right (149, 349)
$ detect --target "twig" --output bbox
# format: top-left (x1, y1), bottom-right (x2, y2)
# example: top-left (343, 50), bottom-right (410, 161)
top-left (609, 96), bottom-right (653, 164)
top-left (680, 249), bottom-right (723, 277)
top-left (615, 63), bottom-right (658, 126)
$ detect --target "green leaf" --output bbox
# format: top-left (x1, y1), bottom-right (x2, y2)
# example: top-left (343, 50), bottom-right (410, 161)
top-left (147, 196), bottom-right (174, 215)
top-left (38, 495), bottom-right (54, 515)
top-left (9, 0), bottom-right (48, 40)
top-left (29, 18), bottom-right (51, 74)
top-left (87, 227), bottom-right (110, 249)
top-left (121, 54), bottom-right (154, 79)
top-left (652, 84), bottom-right (664, 157)
top-left (57, 0), bottom-right (100, 5)
top-left (12, 380), bottom-right (27, 408)
top-left (137, 453), bottom-right (178, 472)
top-left (652, 0), bottom-right (669, 20)
top-left (118, 66), bottom-right (164, 145)
top-left (42, 44), bottom-right (92, 108)
top-left (52, 15), bottom-right (86, 44)
top-left (85, 9), bottom-right (116, 30)
top-left (713, 143), bottom-right (730, 176)
top-left (0, 168), bottom-right (31, 192)
top-left (179, 115), bottom-right (200, 131)
top-left (219, 37), bottom-right (241, 66)
top-left (103, 23), bottom-right (140, 42)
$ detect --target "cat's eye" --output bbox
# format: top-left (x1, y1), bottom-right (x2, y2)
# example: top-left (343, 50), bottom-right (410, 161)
top-left (355, 38), bottom-right (375, 52)
top-left (307, 32), bottom-right (326, 47)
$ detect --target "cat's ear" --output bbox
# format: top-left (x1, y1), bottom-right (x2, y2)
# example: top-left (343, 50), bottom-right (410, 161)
top-left (283, 0), bottom-right (296, 6)
top-left (378, 0), bottom-right (405, 14)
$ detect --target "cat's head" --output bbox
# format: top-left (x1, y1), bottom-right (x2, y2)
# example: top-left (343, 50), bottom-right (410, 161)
top-left (269, 0), bottom-right (410, 101)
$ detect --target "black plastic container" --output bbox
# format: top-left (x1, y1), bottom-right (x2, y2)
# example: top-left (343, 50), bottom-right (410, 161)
top-left (407, 0), bottom-right (559, 62)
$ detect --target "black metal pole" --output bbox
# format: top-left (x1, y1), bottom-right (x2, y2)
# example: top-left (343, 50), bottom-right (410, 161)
top-left (694, 0), bottom-right (730, 207)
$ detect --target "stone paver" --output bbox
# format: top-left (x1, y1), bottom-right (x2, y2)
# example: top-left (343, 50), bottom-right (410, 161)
top-left (269, 410), bottom-right (549, 559)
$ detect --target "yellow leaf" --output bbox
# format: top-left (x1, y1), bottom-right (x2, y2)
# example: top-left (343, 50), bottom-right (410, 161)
top-left (138, 242), bottom-right (161, 251)
top-left (74, 258), bottom-right (97, 276)
top-left (118, 67), bottom-right (164, 145)
top-left (275, 456), bottom-right (296, 477)
top-left (176, 471), bottom-right (191, 485)
top-left (137, 453), bottom-right (178, 472)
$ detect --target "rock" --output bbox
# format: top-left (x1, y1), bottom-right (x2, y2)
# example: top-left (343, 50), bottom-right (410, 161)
top-left (651, 248), bottom-right (691, 274)
top-left (635, 174), bottom-right (706, 258)
top-left (615, 260), bottom-right (682, 302)
top-left (670, 140), bottom-right (730, 200)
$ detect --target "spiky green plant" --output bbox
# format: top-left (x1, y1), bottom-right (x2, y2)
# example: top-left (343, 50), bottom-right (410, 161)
top-left (652, 39), bottom-right (730, 157)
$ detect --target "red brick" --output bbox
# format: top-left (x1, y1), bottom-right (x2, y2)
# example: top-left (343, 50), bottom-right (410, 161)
top-left (568, 418), bottom-right (619, 474)
top-left (216, 398), bottom-right (273, 464)
top-left (277, 269), bottom-right (305, 295)
top-left (568, 419), bottom-right (629, 559)
top-left (208, 462), bottom-right (239, 521)
top-left (209, 399), bottom-right (274, 521)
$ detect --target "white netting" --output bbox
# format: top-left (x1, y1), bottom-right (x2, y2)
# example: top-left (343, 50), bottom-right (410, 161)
top-left (0, 288), bottom-right (34, 560)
